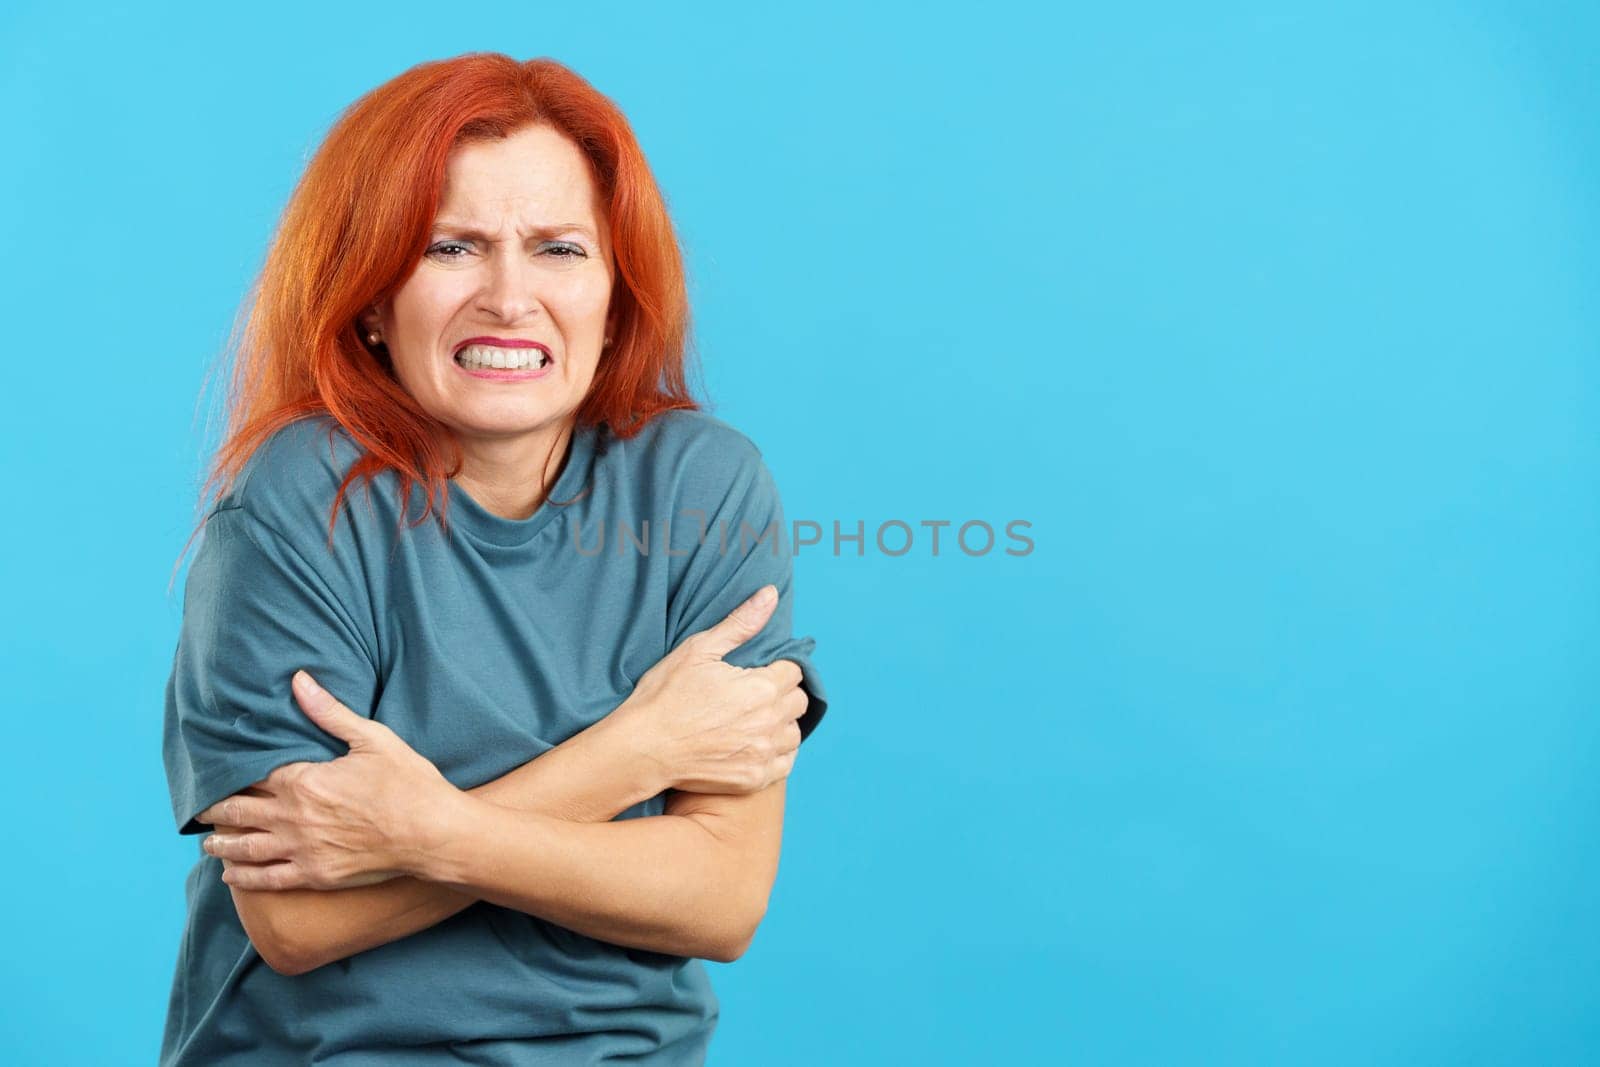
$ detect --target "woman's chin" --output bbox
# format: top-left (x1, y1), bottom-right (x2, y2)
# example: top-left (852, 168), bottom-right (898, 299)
top-left (443, 405), bottom-right (573, 442)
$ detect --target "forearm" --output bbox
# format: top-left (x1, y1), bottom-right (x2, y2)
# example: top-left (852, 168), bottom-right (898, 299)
top-left (241, 713), bottom-right (667, 974)
top-left (417, 792), bottom-right (756, 963)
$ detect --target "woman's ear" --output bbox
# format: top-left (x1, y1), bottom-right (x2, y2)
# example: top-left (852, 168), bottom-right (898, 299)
top-left (356, 305), bottom-right (383, 338)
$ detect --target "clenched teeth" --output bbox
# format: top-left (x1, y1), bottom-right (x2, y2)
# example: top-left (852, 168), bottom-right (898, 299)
top-left (456, 344), bottom-right (550, 370)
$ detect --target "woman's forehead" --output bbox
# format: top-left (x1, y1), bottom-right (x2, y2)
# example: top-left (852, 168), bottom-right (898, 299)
top-left (436, 129), bottom-right (606, 240)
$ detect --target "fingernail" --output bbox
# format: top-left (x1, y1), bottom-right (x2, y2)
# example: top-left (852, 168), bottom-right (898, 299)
top-left (755, 585), bottom-right (776, 608)
top-left (293, 670), bottom-right (322, 696)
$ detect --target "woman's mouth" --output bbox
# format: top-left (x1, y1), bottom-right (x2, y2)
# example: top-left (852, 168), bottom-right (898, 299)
top-left (453, 343), bottom-right (554, 379)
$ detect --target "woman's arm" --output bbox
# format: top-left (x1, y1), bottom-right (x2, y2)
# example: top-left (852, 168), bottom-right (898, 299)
top-left (416, 774), bottom-right (789, 963)
top-left (212, 588), bottom-right (805, 976)
top-left (224, 709), bottom-right (663, 976)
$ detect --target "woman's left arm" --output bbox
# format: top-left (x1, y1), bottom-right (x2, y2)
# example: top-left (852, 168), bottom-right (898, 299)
top-left (426, 775), bottom-right (786, 963)
top-left (206, 678), bottom-right (786, 962)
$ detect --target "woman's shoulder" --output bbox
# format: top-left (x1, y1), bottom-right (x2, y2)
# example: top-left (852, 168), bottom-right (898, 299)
top-left (603, 407), bottom-right (781, 520)
top-left (615, 407), bottom-right (767, 480)
top-left (219, 413), bottom-right (368, 538)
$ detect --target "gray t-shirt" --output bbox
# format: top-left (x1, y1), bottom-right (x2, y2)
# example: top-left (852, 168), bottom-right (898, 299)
top-left (160, 409), bottom-right (828, 1065)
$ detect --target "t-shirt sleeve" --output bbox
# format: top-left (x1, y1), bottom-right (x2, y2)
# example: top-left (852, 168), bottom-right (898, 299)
top-left (664, 444), bottom-right (829, 743)
top-left (162, 503), bottom-right (381, 835)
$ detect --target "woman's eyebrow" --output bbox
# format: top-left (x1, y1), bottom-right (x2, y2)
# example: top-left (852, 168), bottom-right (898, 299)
top-left (433, 219), bottom-right (597, 242)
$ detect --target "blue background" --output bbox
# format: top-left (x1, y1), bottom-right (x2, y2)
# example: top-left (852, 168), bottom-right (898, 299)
top-left (2, 1), bottom-right (1596, 1063)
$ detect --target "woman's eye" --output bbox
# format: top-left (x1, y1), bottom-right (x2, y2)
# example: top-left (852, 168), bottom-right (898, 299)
top-left (425, 240), bottom-right (585, 261)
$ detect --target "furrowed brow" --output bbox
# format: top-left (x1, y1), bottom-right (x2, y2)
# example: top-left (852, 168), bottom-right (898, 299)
top-left (433, 219), bottom-right (597, 242)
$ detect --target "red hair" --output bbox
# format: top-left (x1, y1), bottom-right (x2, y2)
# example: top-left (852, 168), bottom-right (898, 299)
top-left (173, 53), bottom-right (702, 586)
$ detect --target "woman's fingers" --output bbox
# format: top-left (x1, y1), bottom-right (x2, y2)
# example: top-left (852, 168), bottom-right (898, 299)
top-left (204, 828), bottom-right (291, 864)
top-left (780, 719), bottom-right (803, 755)
top-left (687, 586), bottom-right (779, 661)
top-left (219, 858), bottom-right (398, 892)
top-left (196, 793), bottom-right (275, 829)
top-left (780, 697), bottom-right (806, 739)
top-left (290, 670), bottom-right (386, 749)
top-left (774, 746), bottom-right (799, 779)
top-left (748, 658), bottom-right (803, 697)
top-left (782, 684), bottom-right (809, 721)
top-left (220, 859), bottom-right (306, 891)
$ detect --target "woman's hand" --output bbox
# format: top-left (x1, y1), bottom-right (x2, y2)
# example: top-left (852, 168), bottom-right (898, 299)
top-left (196, 670), bottom-right (459, 891)
top-left (615, 585), bottom-right (811, 796)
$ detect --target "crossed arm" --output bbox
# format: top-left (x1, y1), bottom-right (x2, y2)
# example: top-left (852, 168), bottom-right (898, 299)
top-left (219, 710), bottom-right (784, 975)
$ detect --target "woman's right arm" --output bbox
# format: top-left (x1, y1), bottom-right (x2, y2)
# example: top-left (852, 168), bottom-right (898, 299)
top-left (223, 710), bottom-right (653, 976)
top-left (219, 589), bottom-right (805, 976)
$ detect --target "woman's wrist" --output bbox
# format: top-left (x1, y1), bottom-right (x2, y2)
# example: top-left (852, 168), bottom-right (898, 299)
top-left (404, 708), bottom-right (677, 882)
top-left (600, 698), bottom-right (680, 795)
top-left (450, 700), bottom-right (678, 828)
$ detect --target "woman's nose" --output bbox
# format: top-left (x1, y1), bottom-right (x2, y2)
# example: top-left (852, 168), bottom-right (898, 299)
top-left (477, 251), bottom-right (542, 322)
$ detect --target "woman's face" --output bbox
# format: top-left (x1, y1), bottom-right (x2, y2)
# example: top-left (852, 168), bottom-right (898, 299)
top-left (362, 123), bottom-right (615, 450)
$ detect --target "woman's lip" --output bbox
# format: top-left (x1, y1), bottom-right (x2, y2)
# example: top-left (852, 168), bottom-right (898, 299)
top-left (453, 336), bottom-right (552, 356)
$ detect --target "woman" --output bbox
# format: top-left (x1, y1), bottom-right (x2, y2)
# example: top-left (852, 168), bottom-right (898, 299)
top-left (159, 53), bottom-right (828, 1065)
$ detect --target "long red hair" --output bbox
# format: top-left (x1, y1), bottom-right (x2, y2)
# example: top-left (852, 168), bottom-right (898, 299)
top-left (173, 53), bottom-right (701, 587)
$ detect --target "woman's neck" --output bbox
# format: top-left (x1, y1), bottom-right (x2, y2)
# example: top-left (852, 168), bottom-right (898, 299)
top-left (449, 421), bottom-right (574, 521)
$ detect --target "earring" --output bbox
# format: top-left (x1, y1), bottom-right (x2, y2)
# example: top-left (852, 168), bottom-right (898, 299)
top-left (603, 336), bottom-right (612, 346)
top-left (367, 331), bottom-right (382, 345)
